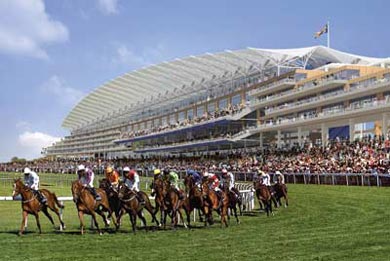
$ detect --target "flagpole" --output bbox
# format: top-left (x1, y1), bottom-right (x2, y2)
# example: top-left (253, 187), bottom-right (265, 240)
top-left (327, 20), bottom-right (330, 48)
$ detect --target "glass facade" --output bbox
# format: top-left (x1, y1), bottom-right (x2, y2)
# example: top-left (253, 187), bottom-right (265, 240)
top-left (231, 94), bottom-right (241, 106)
top-left (218, 98), bottom-right (228, 109)
top-left (197, 105), bottom-right (205, 117)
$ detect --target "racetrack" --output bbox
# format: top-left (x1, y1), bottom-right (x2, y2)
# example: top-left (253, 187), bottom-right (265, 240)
top-left (0, 174), bottom-right (389, 261)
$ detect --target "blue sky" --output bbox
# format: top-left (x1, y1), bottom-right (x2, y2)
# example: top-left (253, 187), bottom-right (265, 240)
top-left (1, 0), bottom-right (389, 162)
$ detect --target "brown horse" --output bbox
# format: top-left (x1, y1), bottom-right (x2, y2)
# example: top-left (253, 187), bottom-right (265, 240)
top-left (201, 180), bottom-right (229, 227)
top-left (152, 177), bottom-right (167, 227)
top-left (117, 183), bottom-right (159, 233)
top-left (71, 180), bottom-right (116, 235)
top-left (221, 182), bottom-right (241, 224)
top-left (254, 181), bottom-right (273, 216)
top-left (182, 176), bottom-right (205, 227)
top-left (273, 183), bottom-right (289, 208)
top-left (12, 178), bottom-right (65, 236)
top-left (99, 178), bottom-right (124, 226)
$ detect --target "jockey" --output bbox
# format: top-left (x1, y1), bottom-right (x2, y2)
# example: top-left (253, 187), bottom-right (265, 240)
top-left (77, 165), bottom-right (101, 201)
top-left (273, 170), bottom-right (285, 184)
top-left (221, 168), bottom-right (240, 199)
top-left (204, 171), bottom-right (221, 192)
top-left (123, 167), bottom-right (145, 205)
top-left (204, 171), bottom-right (224, 208)
top-left (164, 169), bottom-right (184, 200)
top-left (23, 167), bottom-right (47, 205)
top-left (150, 169), bottom-right (161, 196)
top-left (105, 166), bottom-right (120, 189)
top-left (260, 171), bottom-right (271, 187)
top-left (187, 169), bottom-right (202, 187)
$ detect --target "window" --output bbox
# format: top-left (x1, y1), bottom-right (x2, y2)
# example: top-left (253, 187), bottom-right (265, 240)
top-left (197, 105), bottom-right (205, 117)
top-left (169, 114), bottom-right (176, 124)
top-left (178, 111), bottom-right (185, 121)
top-left (187, 109), bottom-right (194, 120)
top-left (218, 98), bottom-right (228, 109)
top-left (231, 94), bottom-right (241, 106)
top-left (154, 118), bottom-right (160, 127)
top-left (208, 103), bottom-right (215, 113)
top-left (161, 117), bottom-right (167, 126)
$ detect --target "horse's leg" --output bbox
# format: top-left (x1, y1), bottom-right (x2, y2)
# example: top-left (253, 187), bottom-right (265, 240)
top-left (137, 210), bottom-right (147, 230)
top-left (78, 210), bottom-right (85, 235)
top-left (90, 211), bottom-right (102, 235)
top-left (95, 208), bottom-right (109, 228)
top-left (284, 191), bottom-right (289, 207)
top-left (177, 208), bottom-right (187, 229)
top-left (233, 205), bottom-right (240, 224)
top-left (49, 204), bottom-right (65, 231)
top-left (129, 210), bottom-right (137, 233)
top-left (41, 207), bottom-right (55, 228)
top-left (33, 212), bottom-right (42, 234)
top-left (221, 205), bottom-right (228, 228)
top-left (19, 211), bottom-right (28, 236)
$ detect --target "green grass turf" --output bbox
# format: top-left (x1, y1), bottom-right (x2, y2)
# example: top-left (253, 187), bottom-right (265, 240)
top-left (0, 174), bottom-right (389, 261)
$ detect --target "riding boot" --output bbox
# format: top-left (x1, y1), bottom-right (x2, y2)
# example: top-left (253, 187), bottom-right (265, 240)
top-left (90, 187), bottom-right (102, 201)
top-left (136, 192), bottom-right (145, 205)
top-left (151, 189), bottom-right (155, 197)
top-left (36, 190), bottom-right (47, 205)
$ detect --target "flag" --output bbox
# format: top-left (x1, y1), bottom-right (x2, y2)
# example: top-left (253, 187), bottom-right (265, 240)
top-left (314, 24), bottom-right (328, 39)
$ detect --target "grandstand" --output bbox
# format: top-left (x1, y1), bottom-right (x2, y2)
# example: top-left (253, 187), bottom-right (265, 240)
top-left (43, 46), bottom-right (390, 159)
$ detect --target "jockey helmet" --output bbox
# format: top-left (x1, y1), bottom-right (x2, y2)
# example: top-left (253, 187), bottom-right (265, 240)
top-left (154, 169), bottom-right (161, 175)
top-left (221, 168), bottom-right (228, 174)
top-left (77, 165), bottom-right (85, 172)
top-left (123, 166), bottom-right (130, 172)
top-left (106, 166), bottom-right (113, 174)
top-left (24, 167), bottom-right (31, 174)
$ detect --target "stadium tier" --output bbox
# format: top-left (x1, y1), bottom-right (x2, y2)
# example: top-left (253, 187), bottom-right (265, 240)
top-left (43, 46), bottom-right (390, 159)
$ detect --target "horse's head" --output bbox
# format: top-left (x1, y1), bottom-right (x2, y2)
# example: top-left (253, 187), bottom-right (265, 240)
top-left (184, 176), bottom-right (194, 193)
top-left (118, 183), bottom-right (129, 199)
top-left (201, 181), bottom-right (210, 198)
top-left (71, 180), bottom-right (82, 202)
top-left (12, 178), bottom-right (24, 198)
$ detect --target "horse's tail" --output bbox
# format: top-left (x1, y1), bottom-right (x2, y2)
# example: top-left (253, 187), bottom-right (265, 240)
top-left (54, 194), bottom-right (65, 209)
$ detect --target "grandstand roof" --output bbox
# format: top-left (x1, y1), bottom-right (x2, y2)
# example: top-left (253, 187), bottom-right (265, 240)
top-left (62, 46), bottom-right (386, 130)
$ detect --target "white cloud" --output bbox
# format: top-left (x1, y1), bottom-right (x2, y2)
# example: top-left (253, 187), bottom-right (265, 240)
top-left (112, 43), bottom-right (166, 68)
top-left (97, 0), bottom-right (119, 15)
top-left (16, 121), bottom-right (31, 131)
top-left (0, 0), bottom-right (69, 59)
top-left (18, 131), bottom-right (60, 159)
top-left (41, 75), bottom-right (84, 107)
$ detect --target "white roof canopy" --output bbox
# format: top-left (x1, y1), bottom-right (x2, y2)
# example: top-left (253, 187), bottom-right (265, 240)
top-left (62, 46), bottom-right (386, 130)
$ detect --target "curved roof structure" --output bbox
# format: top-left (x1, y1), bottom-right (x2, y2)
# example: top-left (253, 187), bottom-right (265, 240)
top-left (63, 46), bottom-right (386, 130)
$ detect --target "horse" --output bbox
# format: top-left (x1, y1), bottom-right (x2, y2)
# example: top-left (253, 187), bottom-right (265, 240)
top-left (99, 178), bottom-right (124, 226)
top-left (71, 180), bottom-right (116, 235)
top-left (221, 181), bottom-right (241, 224)
top-left (117, 183), bottom-right (159, 233)
top-left (152, 177), bottom-right (168, 227)
top-left (163, 180), bottom-right (187, 229)
top-left (182, 175), bottom-right (205, 227)
top-left (273, 183), bottom-right (289, 208)
top-left (201, 179), bottom-right (229, 227)
top-left (254, 181), bottom-right (273, 216)
top-left (12, 178), bottom-right (65, 236)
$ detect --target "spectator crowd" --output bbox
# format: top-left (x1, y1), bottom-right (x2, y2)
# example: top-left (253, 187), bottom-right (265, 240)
top-left (2, 135), bottom-right (390, 176)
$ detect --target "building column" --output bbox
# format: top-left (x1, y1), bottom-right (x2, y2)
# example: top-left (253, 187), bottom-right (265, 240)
top-left (297, 127), bottom-right (302, 148)
top-left (349, 119), bottom-right (355, 142)
top-left (383, 113), bottom-right (388, 138)
top-left (277, 130), bottom-right (282, 149)
top-left (321, 123), bottom-right (328, 148)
